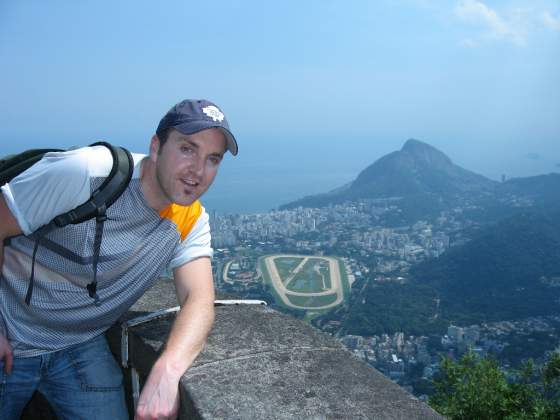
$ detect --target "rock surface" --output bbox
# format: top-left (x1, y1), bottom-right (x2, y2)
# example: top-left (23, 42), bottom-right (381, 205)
top-left (111, 279), bottom-right (443, 419)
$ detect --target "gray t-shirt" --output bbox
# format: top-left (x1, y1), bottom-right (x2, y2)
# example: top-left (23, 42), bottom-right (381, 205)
top-left (0, 145), bottom-right (212, 357)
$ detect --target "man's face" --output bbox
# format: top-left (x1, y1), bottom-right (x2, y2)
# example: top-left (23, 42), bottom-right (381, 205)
top-left (150, 128), bottom-right (226, 207)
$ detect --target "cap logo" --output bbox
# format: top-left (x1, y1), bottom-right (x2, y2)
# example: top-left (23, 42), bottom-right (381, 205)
top-left (202, 105), bottom-right (224, 122)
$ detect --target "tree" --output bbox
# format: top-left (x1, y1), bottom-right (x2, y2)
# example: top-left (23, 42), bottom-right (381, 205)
top-left (541, 350), bottom-right (560, 418)
top-left (429, 351), bottom-right (560, 419)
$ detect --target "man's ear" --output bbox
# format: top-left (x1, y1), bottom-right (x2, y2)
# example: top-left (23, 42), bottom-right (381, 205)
top-left (149, 135), bottom-right (160, 162)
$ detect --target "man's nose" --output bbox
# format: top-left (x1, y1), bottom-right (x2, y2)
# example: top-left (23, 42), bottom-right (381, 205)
top-left (189, 155), bottom-right (205, 178)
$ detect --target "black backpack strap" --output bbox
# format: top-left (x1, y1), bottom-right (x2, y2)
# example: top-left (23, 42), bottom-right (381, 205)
top-left (87, 203), bottom-right (106, 305)
top-left (0, 149), bottom-right (64, 185)
top-left (84, 143), bottom-right (133, 304)
top-left (53, 142), bottom-right (134, 227)
top-left (25, 223), bottom-right (57, 305)
top-left (24, 143), bottom-right (134, 305)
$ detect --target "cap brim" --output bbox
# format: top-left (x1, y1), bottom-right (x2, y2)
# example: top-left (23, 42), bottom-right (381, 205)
top-left (173, 122), bottom-right (238, 156)
top-left (217, 127), bottom-right (238, 156)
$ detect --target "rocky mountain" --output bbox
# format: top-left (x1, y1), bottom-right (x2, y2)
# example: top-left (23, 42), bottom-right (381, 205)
top-left (305, 140), bottom-right (560, 342)
top-left (282, 139), bottom-right (497, 210)
top-left (351, 139), bottom-right (495, 197)
top-left (282, 139), bottom-right (560, 226)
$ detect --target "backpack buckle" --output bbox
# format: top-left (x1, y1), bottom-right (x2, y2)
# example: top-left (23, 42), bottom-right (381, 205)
top-left (96, 204), bottom-right (108, 222)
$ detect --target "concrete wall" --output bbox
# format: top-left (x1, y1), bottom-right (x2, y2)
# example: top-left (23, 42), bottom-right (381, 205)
top-left (107, 280), bottom-right (443, 419)
top-left (21, 279), bottom-right (443, 419)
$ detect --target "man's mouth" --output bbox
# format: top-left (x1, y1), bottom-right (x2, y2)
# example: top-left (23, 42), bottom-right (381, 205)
top-left (181, 178), bottom-right (198, 187)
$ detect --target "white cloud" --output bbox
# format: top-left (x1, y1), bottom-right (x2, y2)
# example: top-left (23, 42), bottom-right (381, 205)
top-left (456, 0), bottom-right (508, 34)
top-left (542, 11), bottom-right (560, 31)
top-left (454, 0), bottom-right (527, 46)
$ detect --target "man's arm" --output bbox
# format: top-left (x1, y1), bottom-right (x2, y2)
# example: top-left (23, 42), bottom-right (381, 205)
top-left (0, 193), bottom-right (23, 375)
top-left (135, 256), bottom-right (215, 420)
top-left (0, 193), bottom-right (23, 269)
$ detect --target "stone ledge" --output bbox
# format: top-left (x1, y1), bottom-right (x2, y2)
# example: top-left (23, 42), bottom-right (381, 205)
top-left (21, 279), bottom-right (443, 419)
top-left (106, 279), bottom-right (443, 419)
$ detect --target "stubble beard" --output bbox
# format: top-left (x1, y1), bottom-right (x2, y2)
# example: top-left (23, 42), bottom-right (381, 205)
top-left (154, 163), bottom-right (180, 207)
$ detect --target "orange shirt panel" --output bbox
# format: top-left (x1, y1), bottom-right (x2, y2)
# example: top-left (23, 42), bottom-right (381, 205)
top-left (158, 200), bottom-right (203, 241)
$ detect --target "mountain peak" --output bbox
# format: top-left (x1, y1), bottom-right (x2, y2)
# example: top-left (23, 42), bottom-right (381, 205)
top-left (281, 139), bottom-right (496, 211)
top-left (400, 139), bottom-right (452, 167)
top-left (402, 138), bottom-right (434, 152)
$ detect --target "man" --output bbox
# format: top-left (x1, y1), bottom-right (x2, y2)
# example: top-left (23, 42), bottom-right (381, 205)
top-left (0, 99), bottom-right (238, 419)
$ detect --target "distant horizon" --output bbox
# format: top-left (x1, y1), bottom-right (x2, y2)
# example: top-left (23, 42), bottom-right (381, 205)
top-left (1, 1), bottom-right (558, 213)
top-left (1, 133), bottom-right (557, 214)
top-left (202, 135), bottom-right (559, 214)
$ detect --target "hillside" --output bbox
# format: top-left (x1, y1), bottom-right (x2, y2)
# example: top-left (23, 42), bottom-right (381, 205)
top-left (318, 209), bottom-right (560, 336)
top-left (282, 139), bottom-right (560, 226)
top-left (351, 139), bottom-right (495, 196)
top-left (499, 174), bottom-right (560, 208)
top-left (282, 139), bottom-right (497, 210)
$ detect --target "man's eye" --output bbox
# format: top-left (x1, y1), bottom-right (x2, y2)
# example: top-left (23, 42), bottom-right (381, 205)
top-left (181, 146), bottom-right (194, 154)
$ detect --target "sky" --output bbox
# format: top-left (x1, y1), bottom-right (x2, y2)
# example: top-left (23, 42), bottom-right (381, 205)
top-left (1, 0), bottom-right (559, 213)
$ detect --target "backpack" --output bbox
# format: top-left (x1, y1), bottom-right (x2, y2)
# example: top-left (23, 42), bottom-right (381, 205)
top-left (0, 142), bottom-right (134, 305)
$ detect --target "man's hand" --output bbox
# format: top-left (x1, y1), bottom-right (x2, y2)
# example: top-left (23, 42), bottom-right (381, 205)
top-left (0, 333), bottom-right (13, 374)
top-left (134, 356), bottom-right (182, 420)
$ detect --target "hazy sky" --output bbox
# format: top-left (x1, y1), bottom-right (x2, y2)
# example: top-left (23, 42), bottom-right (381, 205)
top-left (1, 0), bottom-right (558, 212)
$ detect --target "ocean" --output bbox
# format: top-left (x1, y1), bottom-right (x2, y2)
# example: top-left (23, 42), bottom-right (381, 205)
top-left (201, 139), bottom-right (560, 215)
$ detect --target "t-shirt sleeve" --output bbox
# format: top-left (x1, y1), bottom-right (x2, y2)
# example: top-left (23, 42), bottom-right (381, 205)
top-left (0, 148), bottom-right (92, 235)
top-left (167, 209), bottom-right (213, 273)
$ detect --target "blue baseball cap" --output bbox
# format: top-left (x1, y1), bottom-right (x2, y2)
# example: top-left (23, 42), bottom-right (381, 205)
top-left (157, 99), bottom-right (238, 156)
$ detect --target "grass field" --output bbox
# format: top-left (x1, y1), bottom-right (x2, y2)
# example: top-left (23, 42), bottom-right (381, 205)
top-left (286, 293), bottom-right (338, 308)
top-left (274, 257), bottom-right (304, 280)
top-left (258, 257), bottom-right (287, 308)
top-left (319, 264), bottom-right (332, 289)
top-left (337, 258), bottom-right (351, 304)
top-left (286, 258), bottom-right (331, 293)
top-left (259, 255), bottom-right (350, 319)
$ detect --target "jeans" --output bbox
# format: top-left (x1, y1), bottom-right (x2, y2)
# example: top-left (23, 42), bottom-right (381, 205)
top-left (0, 334), bottom-right (128, 420)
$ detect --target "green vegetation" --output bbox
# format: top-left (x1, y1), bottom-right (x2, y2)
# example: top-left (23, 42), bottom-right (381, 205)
top-left (286, 293), bottom-right (338, 308)
top-left (287, 258), bottom-right (330, 293)
top-left (339, 282), bottom-right (446, 336)
top-left (500, 331), bottom-right (560, 367)
top-left (318, 210), bottom-right (560, 337)
top-left (319, 265), bottom-right (332, 289)
top-left (287, 277), bottom-right (323, 293)
top-left (259, 257), bottom-right (288, 310)
top-left (430, 351), bottom-right (560, 419)
top-left (303, 309), bottom-right (333, 322)
top-left (337, 258), bottom-right (350, 303)
top-left (274, 257), bottom-right (304, 280)
top-left (260, 255), bottom-right (350, 318)
top-left (414, 210), bottom-right (560, 326)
